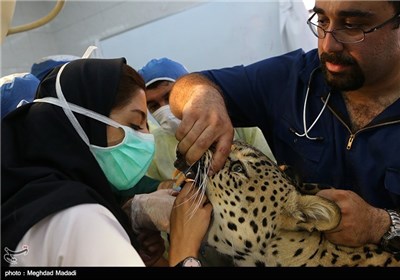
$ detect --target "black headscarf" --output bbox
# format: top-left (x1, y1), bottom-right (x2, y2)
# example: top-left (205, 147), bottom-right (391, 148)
top-left (1, 58), bottom-right (139, 266)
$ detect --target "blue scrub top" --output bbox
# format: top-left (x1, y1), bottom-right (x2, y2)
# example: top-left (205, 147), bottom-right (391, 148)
top-left (201, 48), bottom-right (400, 209)
top-left (1, 73), bottom-right (40, 119)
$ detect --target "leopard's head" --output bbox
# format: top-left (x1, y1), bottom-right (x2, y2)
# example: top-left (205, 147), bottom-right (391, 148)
top-left (187, 140), bottom-right (340, 266)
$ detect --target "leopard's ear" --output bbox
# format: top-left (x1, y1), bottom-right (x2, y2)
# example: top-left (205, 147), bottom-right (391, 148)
top-left (281, 192), bottom-right (341, 232)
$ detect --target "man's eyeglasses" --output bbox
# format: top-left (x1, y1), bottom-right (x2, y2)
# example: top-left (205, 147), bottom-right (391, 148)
top-left (307, 12), bottom-right (400, 44)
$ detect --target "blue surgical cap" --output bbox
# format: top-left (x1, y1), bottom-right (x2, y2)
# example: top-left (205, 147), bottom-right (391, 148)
top-left (0, 73), bottom-right (40, 119)
top-left (138, 58), bottom-right (188, 87)
top-left (31, 55), bottom-right (79, 81)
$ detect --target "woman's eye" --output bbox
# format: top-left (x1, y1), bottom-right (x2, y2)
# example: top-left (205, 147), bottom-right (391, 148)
top-left (130, 124), bottom-right (141, 130)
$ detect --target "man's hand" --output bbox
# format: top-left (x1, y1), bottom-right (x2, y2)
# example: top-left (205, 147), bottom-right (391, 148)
top-left (157, 179), bottom-right (175, 190)
top-left (170, 73), bottom-right (234, 174)
top-left (316, 189), bottom-right (390, 246)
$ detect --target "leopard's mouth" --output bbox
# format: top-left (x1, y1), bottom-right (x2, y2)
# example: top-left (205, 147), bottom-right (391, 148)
top-left (173, 145), bottom-right (216, 181)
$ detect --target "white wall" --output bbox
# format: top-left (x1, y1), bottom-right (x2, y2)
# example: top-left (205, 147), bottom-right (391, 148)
top-left (1, 1), bottom-right (58, 76)
top-left (1, 1), bottom-right (199, 76)
top-left (100, 1), bottom-right (316, 72)
top-left (100, 2), bottom-right (281, 71)
top-left (1, 0), bottom-right (315, 77)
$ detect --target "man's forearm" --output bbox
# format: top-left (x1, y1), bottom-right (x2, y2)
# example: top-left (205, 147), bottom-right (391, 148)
top-left (170, 73), bottom-right (224, 119)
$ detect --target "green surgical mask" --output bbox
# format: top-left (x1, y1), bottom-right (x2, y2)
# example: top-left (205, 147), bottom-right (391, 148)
top-left (90, 125), bottom-right (155, 190)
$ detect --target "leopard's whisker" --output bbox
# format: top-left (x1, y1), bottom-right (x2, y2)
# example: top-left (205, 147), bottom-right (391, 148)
top-left (185, 163), bottom-right (209, 221)
top-left (174, 160), bottom-right (209, 223)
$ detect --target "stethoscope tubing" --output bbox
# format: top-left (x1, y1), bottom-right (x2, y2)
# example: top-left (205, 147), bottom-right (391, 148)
top-left (293, 67), bottom-right (331, 141)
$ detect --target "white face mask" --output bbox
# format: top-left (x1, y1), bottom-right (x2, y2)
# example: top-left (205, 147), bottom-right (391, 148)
top-left (152, 105), bottom-right (181, 135)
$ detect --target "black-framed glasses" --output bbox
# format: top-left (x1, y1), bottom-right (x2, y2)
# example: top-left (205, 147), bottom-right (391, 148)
top-left (307, 12), bottom-right (400, 44)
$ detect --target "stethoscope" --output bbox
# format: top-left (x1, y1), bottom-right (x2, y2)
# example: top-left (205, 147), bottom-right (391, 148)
top-left (292, 67), bottom-right (331, 141)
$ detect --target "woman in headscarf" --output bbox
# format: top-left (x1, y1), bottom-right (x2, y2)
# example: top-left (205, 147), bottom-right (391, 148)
top-left (1, 58), bottom-right (211, 267)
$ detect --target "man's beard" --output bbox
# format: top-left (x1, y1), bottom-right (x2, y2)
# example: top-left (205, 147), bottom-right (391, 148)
top-left (320, 52), bottom-right (365, 91)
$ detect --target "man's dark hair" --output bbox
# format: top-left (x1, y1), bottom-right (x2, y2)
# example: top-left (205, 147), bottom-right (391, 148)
top-left (389, 1), bottom-right (400, 13)
top-left (388, 1), bottom-right (400, 28)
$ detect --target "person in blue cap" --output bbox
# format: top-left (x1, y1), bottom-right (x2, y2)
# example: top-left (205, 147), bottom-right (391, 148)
top-left (30, 54), bottom-right (80, 81)
top-left (0, 73), bottom-right (40, 119)
top-left (139, 57), bottom-right (275, 182)
top-left (1, 55), bottom-right (79, 119)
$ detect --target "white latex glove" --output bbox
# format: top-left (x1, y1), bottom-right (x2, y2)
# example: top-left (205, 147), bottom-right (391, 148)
top-left (123, 189), bottom-right (178, 234)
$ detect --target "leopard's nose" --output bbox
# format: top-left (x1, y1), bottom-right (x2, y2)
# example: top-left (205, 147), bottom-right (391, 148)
top-left (174, 150), bottom-right (203, 180)
top-left (174, 151), bottom-right (190, 173)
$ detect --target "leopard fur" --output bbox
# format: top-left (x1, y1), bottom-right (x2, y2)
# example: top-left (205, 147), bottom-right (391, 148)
top-left (192, 140), bottom-right (400, 267)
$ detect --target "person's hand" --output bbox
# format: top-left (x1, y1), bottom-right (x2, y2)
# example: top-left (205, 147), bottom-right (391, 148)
top-left (157, 179), bottom-right (175, 190)
top-left (168, 182), bottom-right (213, 266)
top-left (123, 188), bottom-right (179, 234)
top-left (170, 73), bottom-right (234, 174)
top-left (137, 230), bottom-right (168, 267)
top-left (316, 189), bottom-right (390, 247)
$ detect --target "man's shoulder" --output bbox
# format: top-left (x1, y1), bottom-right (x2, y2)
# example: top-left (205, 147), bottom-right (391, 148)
top-left (282, 48), bottom-right (319, 67)
top-left (249, 48), bottom-right (319, 73)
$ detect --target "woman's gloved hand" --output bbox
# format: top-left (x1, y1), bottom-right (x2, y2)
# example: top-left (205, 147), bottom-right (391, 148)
top-left (123, 188), bottom-right (179, 234)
